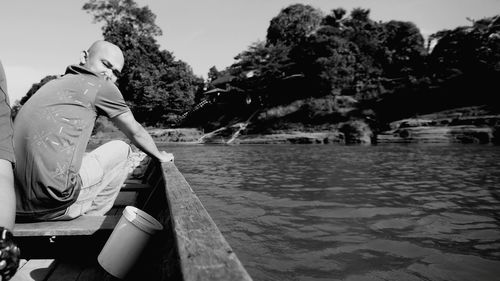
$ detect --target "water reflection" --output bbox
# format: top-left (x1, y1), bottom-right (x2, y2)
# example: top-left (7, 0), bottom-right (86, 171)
top-left (164, 144), bottom-right (500, 281)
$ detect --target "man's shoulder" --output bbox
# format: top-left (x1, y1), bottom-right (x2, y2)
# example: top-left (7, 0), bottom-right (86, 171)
top-left (62, 66), bottom-right (120, 94)
top-left (94, 80), bottom-right (122, 102)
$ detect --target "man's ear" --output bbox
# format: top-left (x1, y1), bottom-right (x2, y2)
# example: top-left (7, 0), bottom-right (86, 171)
top-left (79, 50), bottom-right (88, 65)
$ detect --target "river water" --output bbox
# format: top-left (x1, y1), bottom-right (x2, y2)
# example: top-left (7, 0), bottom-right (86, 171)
top-left (161, 144), bottom-right (500, 281)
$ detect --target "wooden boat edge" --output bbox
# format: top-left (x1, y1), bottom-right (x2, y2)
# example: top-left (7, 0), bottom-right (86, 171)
top-left (160, 161), bottom-right (253, 281)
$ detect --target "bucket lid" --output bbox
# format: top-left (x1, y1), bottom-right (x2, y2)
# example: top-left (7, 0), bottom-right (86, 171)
top-left (123, 206), bottom-right (164, 234)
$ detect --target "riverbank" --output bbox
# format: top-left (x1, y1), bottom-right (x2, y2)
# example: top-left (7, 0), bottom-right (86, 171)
top-left (89, 127), bottom-right (203, 146)
top-left (89, 125), bottom-right (499, 146)
top-left (377, 125), bottom-right (497, 144)
top-left (89, 128), bottom-right (345, 145)
top-left (377, 107), bottom-right (500, 144)
top-left (88, 105), bottom-right (500, 145)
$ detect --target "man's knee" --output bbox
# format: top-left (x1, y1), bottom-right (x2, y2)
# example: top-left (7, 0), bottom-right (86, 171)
top-left (108, 140), bottom-right (131, 156)
top-left (92, 140), bottom-right (131, 171)
top-left (108, 140), bottom-right (131, 166)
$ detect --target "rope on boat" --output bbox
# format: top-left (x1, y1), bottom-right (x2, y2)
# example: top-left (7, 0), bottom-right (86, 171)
top-left (177, 98), bottom-right (212, 124)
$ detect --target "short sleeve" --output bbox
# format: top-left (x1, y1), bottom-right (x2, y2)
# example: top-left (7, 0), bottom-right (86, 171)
top-left (0, 61), bottom-right (14, 163)
top-left (94, 82), bottom-right (131, 118)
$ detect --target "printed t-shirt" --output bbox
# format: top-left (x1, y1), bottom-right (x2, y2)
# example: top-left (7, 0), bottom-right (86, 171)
top-left (14, 65), bottom-right (130, 220)
top-left (0, 60), bottom-right (14, 163)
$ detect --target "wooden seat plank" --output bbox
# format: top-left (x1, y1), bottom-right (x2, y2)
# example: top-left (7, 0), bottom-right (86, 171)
top-left (124, 178), bottom-right (143, 184)
top-left (14, 216), bottom-right (120, 237)
top-left (46, 262), bottom-right (83, 281)
top-left (113, 192), bottom-right (138, 206)
top-left (121, 182), bottom-right (150, 191)
top-left (73, 262), bottom-right (111, 281)
top-left (11, 259), bottom-right (57, 281)
top-left (106, 206), bottom-right (125, 216)
top-left (46, 258), bottom-right (89, 281)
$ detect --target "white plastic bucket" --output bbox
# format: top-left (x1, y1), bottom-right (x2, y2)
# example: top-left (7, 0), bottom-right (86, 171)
top-left (97, 206), bottom-right (163, 279)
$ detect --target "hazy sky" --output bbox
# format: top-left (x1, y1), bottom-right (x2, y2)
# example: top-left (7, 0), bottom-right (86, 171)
top-left (0, 0), bottom-right (499, 104)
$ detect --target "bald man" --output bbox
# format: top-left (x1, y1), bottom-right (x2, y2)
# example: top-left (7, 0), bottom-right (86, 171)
top-left (14, 41), bottom-right (173, 221)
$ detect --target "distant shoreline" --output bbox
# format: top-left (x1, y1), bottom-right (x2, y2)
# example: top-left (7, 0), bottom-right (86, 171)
top-left (88, 124), bottom-right (500, 146)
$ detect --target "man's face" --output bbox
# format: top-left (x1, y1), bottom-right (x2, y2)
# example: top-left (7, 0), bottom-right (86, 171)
top-left (86, 49), bottom-right (124, 84)
top-left (99, 58), bottom-right (122, 83)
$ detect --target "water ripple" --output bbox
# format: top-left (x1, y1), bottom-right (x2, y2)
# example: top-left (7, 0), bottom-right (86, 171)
top-left (164, 144), bottom-right (500, 281)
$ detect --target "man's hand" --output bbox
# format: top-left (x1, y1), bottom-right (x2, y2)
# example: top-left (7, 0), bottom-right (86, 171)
top-left (112, 112), bottom-right (174, 164)
top-left (158, 151), bottom-right (174, 163)
top-left (0, 227), bottom-right (20, 281)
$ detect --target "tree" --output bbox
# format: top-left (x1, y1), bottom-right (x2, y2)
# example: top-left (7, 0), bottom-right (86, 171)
top-left (231, 41), bottom-right (297, 104)
top-left (227, 5), bottom-right (325, 105)
top-left (290, 8), bottom-right (385, 98)
top-left (380, 21), bottom-right (426, 77)
top-left (207, 66), bottom-right (220, 83)
top-left (11, 75), bottom-right (59, 119)
top-left (266, 4), bottom-right (323, 47)
top-left (295, 31), bottom-right (364, 97)
top-left (429, 16), bottom-right (500, 78)
top-left (83, 0), bottom-right (161, 36)
top-left (425, 15), bottom-right (500, 107)
top-left (83, 0), bottom-right (204, 126)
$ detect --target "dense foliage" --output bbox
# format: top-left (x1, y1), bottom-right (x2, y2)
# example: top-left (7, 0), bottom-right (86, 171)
top-left (266, 4), bottom-right (323, 47)
top-left (226, 6), bottom-right (428, 108)
top-left (197, 4), bottom-right (499, 131)
top-left (14, 2), bottom-right (499, 132)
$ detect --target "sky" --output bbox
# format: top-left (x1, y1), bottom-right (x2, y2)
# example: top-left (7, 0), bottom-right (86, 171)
top-left (0, 0), bottom-right (499, 105)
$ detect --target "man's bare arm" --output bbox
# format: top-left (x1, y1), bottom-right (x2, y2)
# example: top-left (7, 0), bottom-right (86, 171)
top-left (0, 160), bottom-right (15, 230)
top-left (110, 111), bottom-right (173, 162)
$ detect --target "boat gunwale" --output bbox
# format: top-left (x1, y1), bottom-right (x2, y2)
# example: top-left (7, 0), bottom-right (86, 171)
top-left (160, 161), bottom-right (253, 281)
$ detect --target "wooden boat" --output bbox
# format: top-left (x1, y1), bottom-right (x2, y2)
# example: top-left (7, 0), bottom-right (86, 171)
top-left (12, 153), bottom-right (252, 281)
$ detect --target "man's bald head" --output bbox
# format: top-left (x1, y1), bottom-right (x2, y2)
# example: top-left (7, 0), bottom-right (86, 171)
top-left (82, 40), bottom-right (124, 83)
